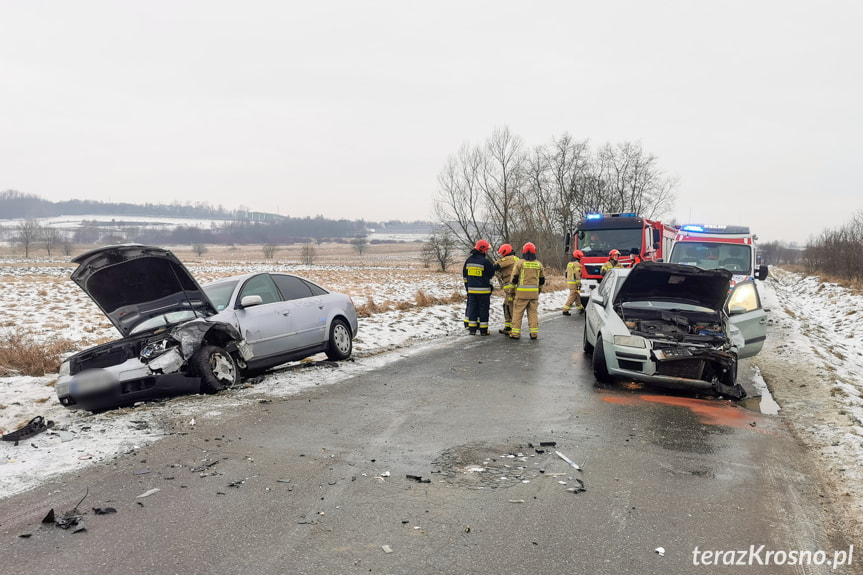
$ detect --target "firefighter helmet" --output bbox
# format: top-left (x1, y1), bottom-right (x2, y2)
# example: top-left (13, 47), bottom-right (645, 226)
top-left (498, 243), bottom-right (513, 256)
top-left (522, 242), bottom-right (536, 254)
top-left (573, 249), bottom-right (584, 259)
top-left (608, 249), bottom-right (621, 258)
top-left (474, 239), bottom-right (491, 254)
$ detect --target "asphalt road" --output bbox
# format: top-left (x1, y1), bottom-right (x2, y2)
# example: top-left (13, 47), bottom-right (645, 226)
top-left (1, 312), bottom-right (859, 575)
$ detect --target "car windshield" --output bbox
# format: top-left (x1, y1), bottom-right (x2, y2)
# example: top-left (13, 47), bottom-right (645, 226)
top-left (577, 228), bottom-right (642, 257)
top-left (203, 281), bottom-right (239, 311)
top-left (669, 242), bottom-right (752, 274)
top-left (130, 310), bottom-right (198, 335)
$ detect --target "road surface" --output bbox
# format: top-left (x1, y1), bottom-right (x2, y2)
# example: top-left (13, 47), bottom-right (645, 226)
top-left (0, 312), bottom-right (857, 574)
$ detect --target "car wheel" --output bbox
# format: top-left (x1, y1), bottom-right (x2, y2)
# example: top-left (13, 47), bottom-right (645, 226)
top-left (192, 345), bottom-right (240, 393)
top-left (582, 322), bottom-right (594, 355)
top-left (325, 318), bottom-right (353, 361)
top-left (592, 336), bottom-right (612, 383)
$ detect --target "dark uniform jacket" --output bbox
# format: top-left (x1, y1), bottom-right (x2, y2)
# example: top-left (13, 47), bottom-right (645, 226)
top-left (462, 250), bottom-right (495, 295)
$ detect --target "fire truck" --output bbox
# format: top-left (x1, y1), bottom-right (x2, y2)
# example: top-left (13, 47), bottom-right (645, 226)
top-left (667, 224), bottom-right (769, 286)
top-left (568, 212), bottom-right (677, 302)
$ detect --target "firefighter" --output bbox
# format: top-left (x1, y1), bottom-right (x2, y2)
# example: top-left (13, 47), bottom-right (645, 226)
top-left (562, 249), bottom-right (584, 316)
top-left (462, 239), bottom-right (495, 335)
top-left (493, 243), bottom-right (520, 334)
top-left (508, 242), bottom-right (545, 340)
top-left (600, 249), bottom-right (623, 276)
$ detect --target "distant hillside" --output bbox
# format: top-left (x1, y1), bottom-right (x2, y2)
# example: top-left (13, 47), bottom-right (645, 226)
top-left (0, 190), bottom-right (432, 246)
top-left (0, 189), bottom-right (271, 221)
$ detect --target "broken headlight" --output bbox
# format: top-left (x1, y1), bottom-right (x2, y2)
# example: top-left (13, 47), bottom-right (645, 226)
top-left (140, 339), bottom-right (174, 362)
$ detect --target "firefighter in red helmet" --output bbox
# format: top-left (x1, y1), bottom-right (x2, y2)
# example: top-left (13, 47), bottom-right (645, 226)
top-left (600, 248), bottom-right (623, 276)
top-left (563, 249), bottom-right (584, 316)
top-left (493, 243), bottom-right (519, 334)
top-left (508, 242), bottom-right (545, 340)
top-left (462, 239), bottom-right (495, 335)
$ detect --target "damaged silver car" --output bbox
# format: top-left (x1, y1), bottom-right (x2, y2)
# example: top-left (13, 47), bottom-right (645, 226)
top-left (583, 261), bottom-right (766, 398)
top-left (56, 244), bottom-right (358, 411)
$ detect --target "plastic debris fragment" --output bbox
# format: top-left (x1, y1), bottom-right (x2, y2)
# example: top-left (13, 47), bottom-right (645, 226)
top-left (555, 451), bottom-right (581, 471)
top-left (2, 416), bottom-right (54, 442)
top-left (137, 488), bottom-right (161, 498)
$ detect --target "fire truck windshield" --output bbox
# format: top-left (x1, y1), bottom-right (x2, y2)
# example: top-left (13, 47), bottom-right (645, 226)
top-left (669, 241), bottom-right (752, 274)
top-left (578, 228), bottom-right (642, 257)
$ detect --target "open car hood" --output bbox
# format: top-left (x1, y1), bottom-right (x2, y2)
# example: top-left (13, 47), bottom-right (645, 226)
top-left (70, 244), bottom-right (217, 337)
top-left (614, 261), bottom-right (732, 310)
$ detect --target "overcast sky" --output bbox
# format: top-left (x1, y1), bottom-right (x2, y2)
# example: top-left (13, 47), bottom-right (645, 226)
top-left (2, 1), bottom-right (860, 244)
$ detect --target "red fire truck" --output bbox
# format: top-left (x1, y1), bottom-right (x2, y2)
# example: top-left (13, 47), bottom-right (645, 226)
top-left (569, 212), bottom-right (677, 302)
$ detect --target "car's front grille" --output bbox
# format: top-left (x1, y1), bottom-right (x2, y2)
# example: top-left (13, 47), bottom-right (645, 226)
top-left (618, 360), bottom-right (644, 371)
top-left (657, 359), bottom-right (705, 379)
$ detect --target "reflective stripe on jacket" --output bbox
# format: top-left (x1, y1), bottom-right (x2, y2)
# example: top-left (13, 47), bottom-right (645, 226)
top-left (462, 251), bottom-right (495, 295)
top-left (511, 259), bottom-right (545, 300)
top-left (494, 255), bottom-right (520, 291)
top-left (565, 260), bottom-right (582, 285)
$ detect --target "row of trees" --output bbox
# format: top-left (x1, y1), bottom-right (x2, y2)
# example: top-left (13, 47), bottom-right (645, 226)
top-left (432, 127), bottom-right (677, 270)
top-left (5, 218), bottom-right (375, 257)
top-left (803, 211), bottom-right (863, 281)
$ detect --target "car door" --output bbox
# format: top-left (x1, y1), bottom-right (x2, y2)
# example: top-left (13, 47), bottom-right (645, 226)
top-left (585, 270), bottom-right (618, 346)
top-left (271, 274), bottom-right (328, 349)
top-left (726, 280), bottom-right (767, 358)
top-left (232, 273), bottom-right (294, 359)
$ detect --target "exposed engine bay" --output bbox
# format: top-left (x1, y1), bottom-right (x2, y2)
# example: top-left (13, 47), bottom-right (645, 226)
top-left (617, 305), bottom-right (741, 397)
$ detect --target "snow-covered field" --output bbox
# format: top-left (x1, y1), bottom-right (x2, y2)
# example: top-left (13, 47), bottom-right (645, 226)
top-left (0, 244), bottom-right (568, 500)
top-left (2, 249), bottom-right (862, 540)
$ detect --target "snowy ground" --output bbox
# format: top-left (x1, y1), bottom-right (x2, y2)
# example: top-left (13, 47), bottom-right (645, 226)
top-left (0, 250), bottom-right (567, 500)
top-left (752, 268), bottom-right (863, 540)
top-left (2, 256), bottom-right (862, 541)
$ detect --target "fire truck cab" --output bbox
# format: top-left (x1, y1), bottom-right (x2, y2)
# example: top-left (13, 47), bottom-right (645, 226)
top-left (668, 224), bottom-right (769, 287)
top-left (572, 212), bottom-right (677, 303)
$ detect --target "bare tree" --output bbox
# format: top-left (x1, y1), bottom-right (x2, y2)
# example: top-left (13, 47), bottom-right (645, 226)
top-left (421, 228), bottom-right (458, 271)
top-left (15, 219), bottom-right (41, 257)
top-left (434, 144), bottom-right (489, 251)
top-left (40, 225), bottom-right (62, 257)
top-left (350, 235), bottom-right (369, 255)
top-left (479, 126), bottom-right (526, 243)
top-left (300, 242), bottom-right (317, 265)
top-left (262, 244), bottom-right (278, 259)
top-left (192, 243), bottom-right (208, 256)
top-left (434, 130), bottom-right (678, 266)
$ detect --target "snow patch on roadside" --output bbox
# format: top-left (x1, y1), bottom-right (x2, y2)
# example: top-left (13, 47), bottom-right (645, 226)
top-left (754, 268), bottom-right (863, 537)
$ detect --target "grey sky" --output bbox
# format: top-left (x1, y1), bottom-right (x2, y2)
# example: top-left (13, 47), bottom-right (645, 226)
top-left (2, 1), bottom-right (860, 244)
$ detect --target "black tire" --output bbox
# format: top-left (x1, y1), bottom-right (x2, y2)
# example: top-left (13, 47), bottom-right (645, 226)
top-left (192, 345), bottom-right (240, 393)
top-left (325, 318), bottom-right (353, 361)
top-left (592, 336), bottom-right (612, 383)
top-left (582, 322), bottom-right (594, 354)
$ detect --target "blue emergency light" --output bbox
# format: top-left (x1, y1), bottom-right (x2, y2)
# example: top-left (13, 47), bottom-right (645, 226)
top-left (681, 225), bottom-right (705, 232)
top-left (586, 213), bottom-right (602, 220)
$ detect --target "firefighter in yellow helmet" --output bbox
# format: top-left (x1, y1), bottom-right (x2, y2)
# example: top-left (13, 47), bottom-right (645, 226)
top-left (493, 243), bottom-right (520, 334)
top-left (508, 242), bottom-right (545, 340)
top-left (562, 249), bottom-right (584, 316)
top-left (600, 249), bottom-right (623, 276)
top-left (462, 239), bottom-right (495, 335)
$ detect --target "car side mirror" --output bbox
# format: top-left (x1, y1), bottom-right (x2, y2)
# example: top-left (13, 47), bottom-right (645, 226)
top-left (240, 294), bottom-right (264, 308)
top-left (756, 265), bottom-right (769, 281)
top-left (729, 305), bottom-right (747, 315)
